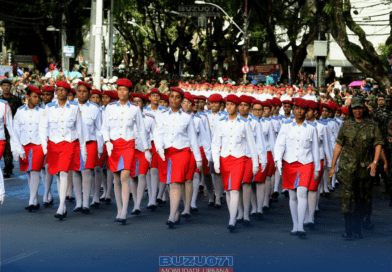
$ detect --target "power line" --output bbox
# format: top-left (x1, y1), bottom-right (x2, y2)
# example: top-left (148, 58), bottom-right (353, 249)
top-left (0, 12), bottom-right (50, 20)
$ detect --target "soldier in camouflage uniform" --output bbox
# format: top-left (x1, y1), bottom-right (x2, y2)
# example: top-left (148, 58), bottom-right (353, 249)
top-left (134, 79), bottom-right (144, 93)
top-left (329, 97), bottom-right (383, 239)
top-left (0, 79), bottom-right (23, 177)
top-left (158, 80), bottom-right (169, 94)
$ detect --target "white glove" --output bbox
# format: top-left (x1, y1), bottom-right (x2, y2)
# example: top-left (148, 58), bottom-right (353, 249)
top-left (196, 161), bottom-right (203, 172)
top-left (214, 161), bottom-right (220, 174)
top-left (106, 142), bottom-right (113, 157)
top-left (261, 163), bottom-right (266, 173)
top-left (19, 151), bottom-right (26, 160)
top-left (207, 160), bottom-right (211, 167)
top-left (98, 152), bottom-right (102, 160)
top-left (42, 144), bottom-right (47, 155)
top-left (12, 151), bottom-right (19, 162)
top-left (314, 171), bottom-right (319, 181)
top-left (145, 150), bottom-right (152, 164)
top-left (276, 160), bottom-right (283, 176)
top-left (157, 148), bottom-right (165, 161)
top-left (0, 194), bottom-right (4, 204)
top-left (82, 152), bottom-right (87, 164)
top-left (252, 165), bottom-right (259, 176)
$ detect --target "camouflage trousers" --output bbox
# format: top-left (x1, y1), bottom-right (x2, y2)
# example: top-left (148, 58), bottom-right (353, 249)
top-left (3, 130), bottom-right (14, 173)
top-left (340, 177), bottom-right (373, 214)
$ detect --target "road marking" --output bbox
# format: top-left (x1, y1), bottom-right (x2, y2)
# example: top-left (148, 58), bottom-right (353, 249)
top-left (0, 251), bottom-right (40, 266)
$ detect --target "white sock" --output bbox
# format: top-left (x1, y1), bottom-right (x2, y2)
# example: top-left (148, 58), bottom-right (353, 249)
top-left (82, 169), bottom-right (93, 208)
top-left (149, 168), bottom-right (159, 205)
top-left (316, 183), bottom-right (321, 211)
top-left (274, 170), bottom-right (281, 193)
top-left (28, 171), bottom-right (40, 205)
top-left (57, 171), bottom-right (69, 214)
top-left (135, 175), bottom-right (147, 210)
top-left (225, 190), bottom-right (231, 210)
top-left (40, 169), bottom-right (47, 202)
top-left (289, 189), bottom-right (299, 232)
top-left (146, 170), bottom-right (152, 205)
top-left (297, 187), bottom-right (308, 232)
top-left (168, 183), bottom-right (182, 222)
top-left (157, 182), bottom-right (166, 200)
top-left (130, 177), bottom-right (138, 210)
top-left (229, 190), bottom-right (239, 225)
top-left (191, 172), bottom-right (200, 208)
top-left (256, 183), bottom-right (265, 213)
top-left (214, 174), bottom-right (223, 205)
top-left (113, 172), bottom-right (123, 218)
top-left (307, 190), bottom-right (317, 224)
top-left (93, 167), bottom-right (103, 203)
top-left (243, 184), bottom-right (252, 220)
top-left (263, 177), bottom-right (271, 207)
top-left (44, 164), bottom-right (53, 202)
top-left (250, 184), bottom-right (257, 214)
top-left (67, 171), bottom-right (74, 197)
top-left (119, 170), bottom-right (131, 219)
top-left (323, 167), bottom-right (330, 193)
top-left (236, 189), bottom-right (244, 220)
top-left (106, 170), bottom-right (114, 199)
top-left (204, 174), bottom-right (215, 202)
top-left (73, 171), bottom-right (83, 208)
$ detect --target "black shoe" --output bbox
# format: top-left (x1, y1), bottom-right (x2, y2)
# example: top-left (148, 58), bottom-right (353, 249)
top-left (257, 212), bottom-right (264, 220)
top-left (131, 209), bottom-right (141, 215)
top-left (181, 213), bottom-right (190, 219)
top-left (68, 197), bottom-right (75, 202)
top-left (250, 212), bottom-right (257, 217)
top-left (48, 199), bottom-right (54, 206)
top-left (175, 218), bottom-right (181, 225)
top-left (114, 218), bottom-right (121, 222)
top-left (129, 193), bottom-right (132, 200)
top-left (105, 198), bottom-right (111, 203)
top-left (227, 224), bottom-right (236, 233)
top-left (198, 185), bottom-right (205, 191)
top-left (43, 202), bottom-right (49, 207)
top-left (271, 192), bottom-right (279, 199)
top-left (214, 204), bottom-right (221, 209)
top-left (161, 201), bottom-right (166, 205)
top-left (100, 187), bottom-right (104, 192)
top-left (73, 207), bottom-right (83, 212)
top-left (335, 183), bottom-right (340, 188)
top-left (156, 198), bottom-right (162, 204)
top-left (90, 202), bottom-right (100, 208)
top-left (324, 192), bottom-right (331, 197)
top-left (190, 207), bottom-right (198, 214)
top-left (236, 218), bottom-right (244, 223)
top-left (54, 212), bottom-right (66, 221)
top-left (82, 208), bottom-right (90, 214)
top-left (99, 197), bottom-right (106, 202)
top-left (167, 221), bottom-right (175, 229)
top-left (283, 191), bottom-right (289, 197)
top-left (307, 222), bottom-right (315, 230)
top-left (341, 232), bottom-right (353, 239)
top-left (33, 203), bottom-right (40, 210)
top-left (297, 231), bottom-right (306, 238)
top-left (66, 196), bottom-right (70, 200)
top-left (290, 231), bottom-right (298, 236)
top-left (207, 202), bottom-right (214, 207)
top-left (362, 221), bottom-right (374, 231)
top-left (243, 220), bottom-right (251, 227)
top-left (119, 219), bottom-right (127, 225)
top-left (263, 206), bottom-right (270, 212)
top-left (330, 188), bottom-right (335, 192)
top-left (147, 205), bottom-right (157, 211)
top-left (315, 210), bottom-right (320, 214)
top-left (3, 173), bottom-right (10, 178)
top-left (26, 205), bottom-right (35, 212)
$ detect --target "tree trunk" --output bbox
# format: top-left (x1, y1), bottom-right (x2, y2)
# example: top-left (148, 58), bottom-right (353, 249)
top-left (34, 26), bottom-right (54, 65)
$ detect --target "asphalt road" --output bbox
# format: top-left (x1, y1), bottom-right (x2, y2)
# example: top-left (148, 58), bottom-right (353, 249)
top-left (1, 162), bottom-right (391, 272)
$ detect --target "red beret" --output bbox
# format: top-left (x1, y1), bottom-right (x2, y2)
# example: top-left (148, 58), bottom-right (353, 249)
top-left (161, 93), bottom-right (169, 102)
top-left (144, 94), bottom-right (150, 101)
top-left (170, 86), bottom-right (184, 96)
top-left (111, 91), bottom-right (119, 99)
top-left (198, 95), bottom-right (207, 100)
top-left (42, 85), bottom-right (55, 92)
top-left (27, 85), bottom-right (43, 95)
top-left (294, 98), bottom-right (309, 108)
top-left (308, 100), bottom-right (319, 110)
top-left (150, 88), bottom-right (161, 95)
top-left (90, 89), bottom-right (102, 97)
top-left (116, 78), bottom-right (132, 88)
top-left (225, 94), bottom-right (241, 105)
top-left (282, 100), bottom-right (293, 105)
top-left (56, 81), bottom-right (71, 90)
top-left (252, 100), bottom-right (263, 106)
top-left (132, 93), bottom-right (146, 102)
top-left (341, 107), bottom-right (349, 115)
top-left (77, 81), bottom-right (92, 90)
top-left (102, 91), bottom-right (112, 97)
top-left (264, 100), bottom-right (272, 108)
top-left (328, 101), bottom-right (338, 110)
top-left (184, 92), bottom-right (195, 105)
top-left (272, 97), bottom-right (282, 107)
top-left (320, 103), bottom-right (332, 111)
top-left (129, 93), bottom-right (133, 100)
top-left (240, 95), bottom-right (253, 105)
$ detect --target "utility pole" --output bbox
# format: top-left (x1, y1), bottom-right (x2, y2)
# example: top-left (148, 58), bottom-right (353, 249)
top-left (242, 0), bottom-right (248, 83)
top-left (316, 0), bottom-right (326, 87)
top-left (88, 0), bottom-right (97, 75)
top-left (108, 0), bottom-right (114, 77)
top-left (61, 11), bottom-right (67, 71)
top-left (93, 0), bottom-right (103, 89)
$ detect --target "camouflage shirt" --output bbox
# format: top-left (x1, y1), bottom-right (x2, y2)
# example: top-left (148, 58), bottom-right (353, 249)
top-left (371, 107), bottom-right (392, 147)
top-left (0, 94), bottom-right (23, 116)
top-left (159, 86), bottom-right (169, 94)
top-left (336, 118), bottom-right (383, 180)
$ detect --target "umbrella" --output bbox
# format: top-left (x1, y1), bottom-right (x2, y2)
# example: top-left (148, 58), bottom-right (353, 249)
top-left (348, 80), bottom-right (363, 87)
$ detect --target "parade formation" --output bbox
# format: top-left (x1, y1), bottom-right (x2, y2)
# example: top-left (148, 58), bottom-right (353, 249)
top-left (0, 76), bottom-right (390, 241)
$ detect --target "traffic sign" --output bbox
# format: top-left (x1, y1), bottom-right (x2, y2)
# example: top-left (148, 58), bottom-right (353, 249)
top-left (242, 66), bottom-right (249, 74)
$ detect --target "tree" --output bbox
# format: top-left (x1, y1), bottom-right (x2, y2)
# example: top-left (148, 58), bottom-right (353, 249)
top-left (324, 0), bottom-right (392, 89)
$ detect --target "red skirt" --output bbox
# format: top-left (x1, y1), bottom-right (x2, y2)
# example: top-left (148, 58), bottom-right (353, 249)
top-left (19, 143), bottom-right (45, 172)
top-left (0, 140), bottom-right (5, 159)
top-left (97, 144), bottom-right (109, 169)
top-left (83, 141), bottom-right (98, 170)
top-left (108, 138), bottom-right (135, 172)
top-left (150, 141), bottom-right (159, 169)
top-left (255, 152), bottom-right (275, 182)
top-left (130, 149), bottom-right (150, 177)
top-left (253, 163), bottom-right (264, 183)
top-left (47, 140), bottom-right (78, 175)
top-left (197, 146), bottom-right (210, 175)
top-left (185, 151), bottom-right (198, 180)
top-left (309, 160), bottom-right (324, 191)
top-left (242, 157), bottom-right (253, 184)
top-left (220, 155), bottom-right (246, 191)
top-left (282, 160), bottom-right (314, 190)
top-left (164, 147), bottom-right (192, 184)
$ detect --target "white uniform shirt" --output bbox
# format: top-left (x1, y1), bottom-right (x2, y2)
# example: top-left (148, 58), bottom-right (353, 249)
top-left (260, 117), bottom-right (276, 153)
top-left (39, 100), bottom-right (86, 152)
top-left (246, 114), bottom-right (268, 166)
top-left (271, 115), bottom-right (282, 136)
top-left (274, 119), bottom-right (320, 171)
top-left (314, 119), bottom-right (333, 167)
top-left (192, 113), bottom-right (212, 161)
top-left (302, 94), bottom-right (317, 102)
top-left (143, 105), bottom-right (168, 141)
top-left (197, 111), bottom-right (211, 141)
top-left (211, 115), bottom-right (258, 168)
top-left (101, 101), bottom-right (149, 151)
top-left (207, 111), bottom-right (225, 138)
top-left (153, 108), bottom-right (202, 161)
top-left (78, 100), bottom-right (103, 153)
top-left (134, 113), bottom-right (155, 152)
top-left (326, 117), bottom-right (340, 149)
top-left (13, 104), bottom-right (44, 146)
top-left (0, 100), bottom-right (23, 153)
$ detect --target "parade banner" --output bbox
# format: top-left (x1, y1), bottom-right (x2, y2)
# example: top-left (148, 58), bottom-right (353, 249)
top-left (246, 64), bottom-right (281, 83)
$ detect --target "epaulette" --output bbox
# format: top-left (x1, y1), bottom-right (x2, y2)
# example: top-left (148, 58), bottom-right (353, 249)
top-left (240, 116), bottom-right (248, 122)
top-left (143, 106), bottom-right (148, 109)
top-left (39, 104), bottom-right (45, 109)
top-left (199, 111), bottom-right (207, 117)
top-left (221, 111), bottom-right (228, 116)
top-left (100, 106), bottom-right (105, 111)
top-left (145, 113), bottom-right (155, 119)
top-left (206, 110), bottom-right (212, 114)
top-left (318, 120), bottom-right (327, 126)
top-left (89, 101), bottom-right (99, 108)
top-left (160, 106), bottom-right (169, 111)
top-left (69, 101), bottom-right (78, 106)
top-left (251, 115), bottom-right (260, 122)
top-left (194, 113), bottom-right (201, 118)
top-left (18, 105), bottom-right (26, 110)
top-left (219, 116), bottom-right (227, 121)
top-left (333, 119), bottom-right (339, 124)
top-left (130, 102), bottom-right (138, 107)
top-left (0, 99), bottom-right (8, 104)
top-left (47, 101), bottom-right (56, 107)
top-left (182, 109), bottom-right (190, 115)
top-left (109, 102), bottom-right (117, 105)
top-left (284, 119), bottom-right (294, 124)
top-left (307, 120), bottom-right (317, 127)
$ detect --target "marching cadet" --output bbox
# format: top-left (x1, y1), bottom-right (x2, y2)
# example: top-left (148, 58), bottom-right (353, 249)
top-left (73, 82), bottom-right (103, 214)
top-left (101, 79), bottom-right (151, 225)
top-left (13, 86), bottom-right (44, 211)
top-left (211, 94), bottom-right (259, 232)
top-left (329, 97), bottom-right (383, 239)
top-left (237, 96), bottom-right (267, 226)
top-left (39, 81), bottom-right (87, 220)
top-left (304, 101), bottom-right (333, 229)
top-left (274, 98), bottom-right (320, 238)
top-left (40, 85), bottom-right (55, 206)
top-left (153, 87), bottom-right (202, 228)
top-left (183, 92), bottom-right (212, 216)
top-left (130, 93), bottom-right (155, 215)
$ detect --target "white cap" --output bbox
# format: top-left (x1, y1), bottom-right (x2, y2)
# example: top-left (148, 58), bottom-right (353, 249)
top-left (103, 79), bottom-right (108, 84)
top-left (102, 85), bottom-right (109, 91)
top-left (72, 78), bottom-right (81, 84)
top-left (108, 78), bottom-right (115, 84)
